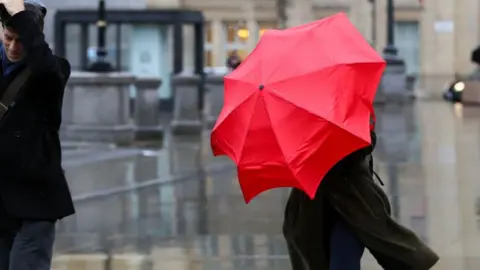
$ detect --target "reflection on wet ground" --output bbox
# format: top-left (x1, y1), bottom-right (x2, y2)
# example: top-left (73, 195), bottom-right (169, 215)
top-left (54, 101), bottom-right (480, 269)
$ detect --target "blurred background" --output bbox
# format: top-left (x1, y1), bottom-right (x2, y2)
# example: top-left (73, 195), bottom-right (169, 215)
top-left (30, 0), bottom-right (480, 269)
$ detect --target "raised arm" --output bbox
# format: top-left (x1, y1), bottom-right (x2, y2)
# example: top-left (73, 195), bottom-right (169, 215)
top-left (8, 10), bottom-right (60, 76)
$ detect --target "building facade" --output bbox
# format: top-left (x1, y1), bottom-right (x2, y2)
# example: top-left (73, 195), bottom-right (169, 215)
top-left (146, 0), bottom-right (480, 80)
top-left (40, 0), bottom-right (480, 96)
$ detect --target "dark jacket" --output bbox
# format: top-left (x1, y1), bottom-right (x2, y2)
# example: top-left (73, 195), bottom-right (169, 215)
top-left (283, 134), bottom-right (439, 269)
top-left (0, 11), bottom-right (75, 221)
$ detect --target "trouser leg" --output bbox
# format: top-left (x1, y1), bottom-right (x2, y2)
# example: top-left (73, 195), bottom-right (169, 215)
top-left (9, 220), bottom-right (55, 270)
top-left (0, 236), bottom-right (13, 270)
top-left (329, 219), bottom-right (365, 270)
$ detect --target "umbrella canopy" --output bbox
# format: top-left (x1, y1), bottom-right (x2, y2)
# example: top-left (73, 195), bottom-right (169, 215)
top-left (211, 13), bottom-right (385, 202)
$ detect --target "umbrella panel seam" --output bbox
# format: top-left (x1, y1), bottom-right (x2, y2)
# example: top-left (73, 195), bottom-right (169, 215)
top-left (262, 92), bottom-right (298, 185)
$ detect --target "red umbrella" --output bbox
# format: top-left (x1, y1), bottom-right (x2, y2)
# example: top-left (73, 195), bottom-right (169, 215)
top-left (211, 13), bottom-right (385, 203)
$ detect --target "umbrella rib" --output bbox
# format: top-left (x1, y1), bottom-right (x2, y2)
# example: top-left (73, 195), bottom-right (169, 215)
top-left (263, 93), bottom-right (297, 181)
top-left (237, 93), bottom-right (259, 163)
top-left (267, 89), bottom-right (368, 143)
top-left (267, 61), bottom-right (383, 86)
top-left (215, 78), bottom-right (257, 130)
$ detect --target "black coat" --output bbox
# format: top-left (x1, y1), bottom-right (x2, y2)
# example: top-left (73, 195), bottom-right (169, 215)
top-left (283, 143), bottom-right (439, 269)
top-left (0, 11), bottom-right (75, 221)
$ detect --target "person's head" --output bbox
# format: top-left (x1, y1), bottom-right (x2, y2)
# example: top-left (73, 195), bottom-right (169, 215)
top-left (1, 0), bottom-right (46, 62)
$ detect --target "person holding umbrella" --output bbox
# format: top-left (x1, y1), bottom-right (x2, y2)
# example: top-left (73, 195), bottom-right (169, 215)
top-left (283, 130), bottom-right (439, 269)
top-left (210, 13), bottom-right (438, 270)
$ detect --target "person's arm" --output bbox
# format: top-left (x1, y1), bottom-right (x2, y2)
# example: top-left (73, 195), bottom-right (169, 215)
top-left (8, 11), bottom-right (61, 77)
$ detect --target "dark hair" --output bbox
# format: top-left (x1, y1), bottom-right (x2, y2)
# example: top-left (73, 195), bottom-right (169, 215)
top-left (0, 3), bottom-right (45, 30)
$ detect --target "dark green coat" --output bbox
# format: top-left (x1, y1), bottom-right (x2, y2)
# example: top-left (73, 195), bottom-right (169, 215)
top-left (283, 154), bottom-right (439, 269)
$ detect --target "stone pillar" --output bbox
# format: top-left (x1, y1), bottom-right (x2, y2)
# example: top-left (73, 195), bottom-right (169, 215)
top-left (348, 0), bottom-right (372, 40)
top-left (211, 20), bottom-right (224, 67)
top-left (286, 0), bottom-right (313, 27)
top-left (204, 74), bottom-right (224, 128)
top-left (62, 72), bottom-right (135, 145)
top-left (171, 73), bottom-right (202, 134)
top-left (52, 254), bottom-right (107, 270)
top-left (374, 0), bottom-right (387, 53)
top-left (420, 0), bottom-right (455, 96)
top-left (244, 0), bottom-right (258, 53)
top-left (134, 77), bottom-right (163, 140)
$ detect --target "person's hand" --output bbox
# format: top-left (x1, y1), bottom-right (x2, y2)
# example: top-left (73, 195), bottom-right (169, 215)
top-left (0, 0), bottom-right (24, 16)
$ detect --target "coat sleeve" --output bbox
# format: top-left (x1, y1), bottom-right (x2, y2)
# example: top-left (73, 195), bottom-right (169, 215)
top-left (7, 11), bottom-right (64, 82)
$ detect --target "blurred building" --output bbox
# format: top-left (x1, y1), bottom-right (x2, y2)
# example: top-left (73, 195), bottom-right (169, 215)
top-left (146, 0), bottom-right (480, 79)
top-left (42, 0), bottom-right (480, 87)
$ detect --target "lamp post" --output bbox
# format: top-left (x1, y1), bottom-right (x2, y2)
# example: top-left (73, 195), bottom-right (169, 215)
top-left (377, 0), bottom-right (407, 102)
top-left (384, 0), bottom-right (399, 58)
top-left (89, 0), bottom-right (113, 72)
top-left (368, 0), bottom-right (376, 48)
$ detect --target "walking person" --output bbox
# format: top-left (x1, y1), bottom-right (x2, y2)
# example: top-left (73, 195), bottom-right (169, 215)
top-left (0, 0), bottom-right (75, 269)
top-left (283, 130), bottom-right (439, 269)
top-left (226, 50), bottom-right (241, 71)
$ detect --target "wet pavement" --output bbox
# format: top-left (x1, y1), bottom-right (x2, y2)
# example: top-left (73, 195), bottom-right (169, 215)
top-left (53, 101), bottom-right (480, 269)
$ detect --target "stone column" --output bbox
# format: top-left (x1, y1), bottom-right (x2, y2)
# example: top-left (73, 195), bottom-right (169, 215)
top-left (171, 73), bottom-right (202, 134)
top-left (211, 20), bottom-right (224, 67)
top-left (204, 74), bottom-right (224, 128)
top-left (62, 72), bottom-right (136, 145)
top-left (348, 0), bottom-right (372, 40)
top-left (134, 77), bottom-right (163, 140)
top-left (420, 0), bottom-right (455, 96)
top-left (286, 0), bottom-right (313, 27)
top-left (244, 0), bottom-right (258, 53)
top-left (374, 0), bottom-right (387, 53)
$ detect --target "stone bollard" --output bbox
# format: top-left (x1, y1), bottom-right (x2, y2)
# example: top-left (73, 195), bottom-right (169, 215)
top-left (61, 72), bottom-right (136, 145)
top-left (377, 58), bottom-right (410, 103)
top-left (171, 73), bottom-right (202, 135)
top-left (204, 74), bottom-right (224, 128)
top-left (51, 254), bottom-right (107, 270)
top-left (133, 77), bottom-right (163, 140)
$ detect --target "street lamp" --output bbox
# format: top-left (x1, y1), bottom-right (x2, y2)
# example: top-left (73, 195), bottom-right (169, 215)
top-left (384, 0), bottom-right (399, 58)
top-left (378, 0), bottom-right (407, 101)
top-left (368, 0), bottom-right (376, 48)
top-left (89, 0), bottom-right (113, 72)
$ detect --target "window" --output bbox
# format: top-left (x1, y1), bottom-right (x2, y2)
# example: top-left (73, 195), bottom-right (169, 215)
top-left (204, 22), bottom-right (214, 67)
top-left (87, 24), bottom-right (119, 68)
top-left (257, 22), bottom-right (277, 40)
top-left (394, 21), bottom-right (420, 75)
top-left (65, 24), bottom-right (81, 70)
top-left (223, 21), bottom-right (249, 63)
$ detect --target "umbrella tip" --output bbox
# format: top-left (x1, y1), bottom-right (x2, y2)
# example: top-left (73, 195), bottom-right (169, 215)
top-left (258, 84), bottom-right (264, 90)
